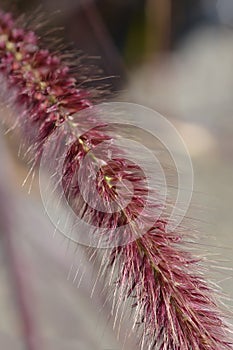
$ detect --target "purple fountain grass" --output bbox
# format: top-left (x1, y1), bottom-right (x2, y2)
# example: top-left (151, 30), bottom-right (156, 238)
top-left (0, 9), bottom-right (232, 350)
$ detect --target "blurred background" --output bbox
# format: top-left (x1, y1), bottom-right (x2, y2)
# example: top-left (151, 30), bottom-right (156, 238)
top-left (0, 0), bottom-right (233, 349)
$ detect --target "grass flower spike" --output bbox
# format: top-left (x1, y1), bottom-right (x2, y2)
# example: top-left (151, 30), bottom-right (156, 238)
top-left (0, 9), bottom-right (232, 350)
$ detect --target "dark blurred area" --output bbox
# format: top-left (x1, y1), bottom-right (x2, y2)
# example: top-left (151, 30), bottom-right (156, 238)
top-left (1, 0), bottom-right (222, 78)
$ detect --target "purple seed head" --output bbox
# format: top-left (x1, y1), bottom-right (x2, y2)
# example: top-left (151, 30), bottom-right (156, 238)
top-left (0, 9), bottom-right (232, 350)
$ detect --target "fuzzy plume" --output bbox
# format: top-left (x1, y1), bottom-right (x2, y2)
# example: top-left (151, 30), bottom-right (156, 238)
top-left (0, 9), bottom-right (232, 350)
